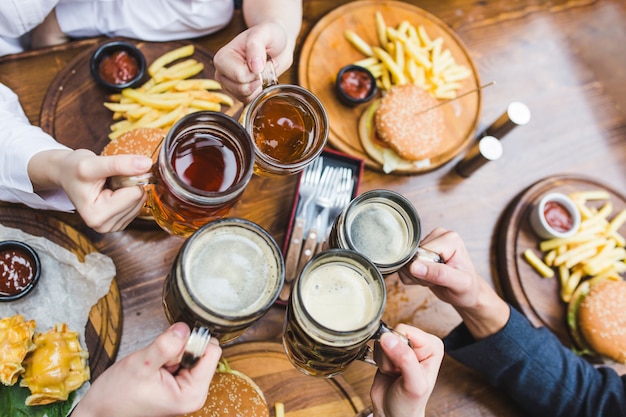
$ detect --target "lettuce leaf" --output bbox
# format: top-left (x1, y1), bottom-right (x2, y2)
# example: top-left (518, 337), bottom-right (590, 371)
top-left (0, 384), bottom-right (75, 417)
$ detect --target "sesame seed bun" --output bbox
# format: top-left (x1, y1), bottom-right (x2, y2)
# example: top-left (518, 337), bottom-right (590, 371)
top-left (100, 127), bottom-right (165, 162)
top-left (183, 369), bottom-right (269, 417)
top-left (374, 84), bottom-right (445, 161)
top-left (568, 279), bottom-right (626, 363)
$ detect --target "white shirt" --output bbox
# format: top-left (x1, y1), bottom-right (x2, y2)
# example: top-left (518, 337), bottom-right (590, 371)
top-left (0, 82), bottom-right (74, 211)
top-left (0, 0), bottom-right (234, 210)
top-left (0, 0), bottom-right (234, 56)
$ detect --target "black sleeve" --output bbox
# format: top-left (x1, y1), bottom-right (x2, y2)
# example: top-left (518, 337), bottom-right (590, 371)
top-left (443, 306), bottom-right (626, 417)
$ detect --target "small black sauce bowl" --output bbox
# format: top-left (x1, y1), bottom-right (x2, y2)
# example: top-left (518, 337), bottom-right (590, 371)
top-left (0, 240), bottom-right (41, 302)
top-left (90, 40), bottom-right (146, 92)
top-left (335, 64), bottom-right (378, 106)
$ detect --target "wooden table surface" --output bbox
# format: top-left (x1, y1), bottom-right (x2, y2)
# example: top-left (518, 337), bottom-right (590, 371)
top-left (1, 0), bottom-right (625, 416)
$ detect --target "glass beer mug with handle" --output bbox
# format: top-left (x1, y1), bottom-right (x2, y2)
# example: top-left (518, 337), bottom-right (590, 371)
top-left (241, 56), bottom-right (328, 177)
top-left (282, 249), bottom-right (411, 378)
top-left (163, 217), bottom-right (285, 368)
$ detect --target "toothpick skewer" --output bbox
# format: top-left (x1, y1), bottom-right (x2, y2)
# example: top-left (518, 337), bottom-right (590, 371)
top-left (415, 81), bottom-right (496, 116)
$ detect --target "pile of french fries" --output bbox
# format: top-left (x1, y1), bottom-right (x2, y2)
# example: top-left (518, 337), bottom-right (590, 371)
top-left (524, 190), bottom-right (626, 303)
top-left (104, 44), bottom-right (233, 140)
top-left (344, 12), bottom-right (472, 99)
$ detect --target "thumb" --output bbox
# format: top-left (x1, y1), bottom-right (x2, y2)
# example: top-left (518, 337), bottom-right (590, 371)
top-left (245, 24), bottom-right (287, 74)
top-left (140, 323), bottom-right (190, 372)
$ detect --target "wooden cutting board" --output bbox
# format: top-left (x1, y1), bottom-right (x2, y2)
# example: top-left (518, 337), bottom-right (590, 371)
top-left (39, 38), bottom-right (243, 155)
top-left (298, 0), bottom-right (482, 174)
top-left (0, 205), bottom-right (121, 380)
top-left (220, 342), bottom-right (366, 416)
top-left (495, 175), bottom-right (626, 373)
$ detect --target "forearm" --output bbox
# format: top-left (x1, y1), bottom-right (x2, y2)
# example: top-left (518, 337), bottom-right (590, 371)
top-left (242, 0), bottom-right (302, 42)
top-left (455, 279), bottom-right (510, 340)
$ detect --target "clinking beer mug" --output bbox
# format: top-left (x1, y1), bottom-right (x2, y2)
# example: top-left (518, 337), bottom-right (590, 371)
top-left (282, 249), bottom-right (410, 378)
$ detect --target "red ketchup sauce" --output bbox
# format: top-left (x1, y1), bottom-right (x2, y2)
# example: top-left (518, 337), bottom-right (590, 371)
top-left (340, 69), bottom-right (373, 100)
top-left (99, 50), bottom-right (139, 85)
top-left (0, 247), bottom-right (35, 296)
top-left (544, 201), bottom-right (574, 233)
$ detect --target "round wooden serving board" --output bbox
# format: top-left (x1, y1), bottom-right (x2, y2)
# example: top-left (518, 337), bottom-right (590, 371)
top-left (298, 0), bottom-right (481, 174)
top-left (39, 38), bottom-right (242, 155)
top-left (221, 342), bottom-right (365, 416)
top-left (0, 206), bottom-right (121, 380)
top-left (496, 175), bottom-right (626, 371)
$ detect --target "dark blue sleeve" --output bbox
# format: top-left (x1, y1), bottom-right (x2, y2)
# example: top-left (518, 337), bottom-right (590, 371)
top-left (443, 306), bottom-right (626, 417)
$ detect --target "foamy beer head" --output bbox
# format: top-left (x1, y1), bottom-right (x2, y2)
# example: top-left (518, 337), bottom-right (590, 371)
top-left (283, 250), bottom-right (386, 377)
top-left (333, 189), bottom-right (421, 275)
top-left (164, 218), bottom-right (284, 343)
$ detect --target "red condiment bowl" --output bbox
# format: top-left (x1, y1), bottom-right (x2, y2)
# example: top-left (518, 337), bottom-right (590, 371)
top-left (529, 192), bottom-right (581, 239)
top-left (90, 40), bottom-right (146, 92)
top-left (335, 65), bottom-right (378, 106)
top-left (0, 240), bottom-right (41, 302)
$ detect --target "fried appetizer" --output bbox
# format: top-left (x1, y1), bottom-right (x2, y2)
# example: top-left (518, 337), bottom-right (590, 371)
top-left (20, 323), bottom-right (90, 405)
top-left (0, 314), bottom-right (36, 386)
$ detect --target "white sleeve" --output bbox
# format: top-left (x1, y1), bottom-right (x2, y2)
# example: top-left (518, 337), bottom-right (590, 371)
top-left (55, 0), bottom-right (234, 41)
top-left (0, 83), bottom-right (75, 212)
top-left (0, 0), bottom-right (58, 38)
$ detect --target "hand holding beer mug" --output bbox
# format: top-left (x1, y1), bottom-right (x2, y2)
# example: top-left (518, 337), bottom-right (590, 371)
top-left (241, 57), bottom-right (328, 176)
top-left (162, 218), bottom-right (284, 368)
top-left (109, 111), bottom-right (255, 237)
top-left (282, 249), bottom-right (410, 378)
top-left (328, 189), bottom-right (442, 275)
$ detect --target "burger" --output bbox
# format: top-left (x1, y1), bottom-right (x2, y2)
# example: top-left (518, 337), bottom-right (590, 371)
top-left (182, 360), bottom-right (269, 417)
top-left (100, 127), bottom-right (165, 162)
top-left (567, 278), bottom-right (626, 363)
top-left (358, 84), bottom-right (446, 174)
top-left (101, 127), bottom-right (165, 218)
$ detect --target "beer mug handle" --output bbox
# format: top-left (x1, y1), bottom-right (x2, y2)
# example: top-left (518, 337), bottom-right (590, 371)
top-left (359, 322), bottom-right (412, 367)
top-left (107, 171), bottom-right (155, 190)
top-left (415, 246), bottom-right (443, 263)
top-left (179, 324), bottom-right (212, 370)
top-left (259, 55), bottom-right (278, 88)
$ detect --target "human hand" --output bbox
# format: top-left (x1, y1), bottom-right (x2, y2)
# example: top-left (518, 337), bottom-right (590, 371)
top-left (213, 21), bottom-right (294, 103)
top-left (29, 149), bottom-right (152, 232)
top-left (72, 323), bottom-right (222, 417)
top-left (397, 228), bottom-right (510, 339)
top-left (370, 324), bottom-right (443, 417)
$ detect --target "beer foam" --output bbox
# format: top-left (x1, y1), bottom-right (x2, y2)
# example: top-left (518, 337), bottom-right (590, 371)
top-left (301, 263), bottom-right (378, 331)
top-left (348, 202), bottom-right (409, 264)
top-left (184, 226), bottom-right (278, 316)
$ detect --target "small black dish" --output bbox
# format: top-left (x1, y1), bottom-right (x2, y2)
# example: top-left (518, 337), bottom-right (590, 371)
top-left (0, 240), bottom-right (41, 301)
top-left (335, 64), bottom-right (378, 106)
top-left (90, 40), bottom-right (146, 91)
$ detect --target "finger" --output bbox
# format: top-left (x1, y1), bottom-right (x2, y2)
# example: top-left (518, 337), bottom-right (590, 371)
top-left (82, 187), bottom-right (145, 232)
top-left (84, 154), bottom-right (152, 182)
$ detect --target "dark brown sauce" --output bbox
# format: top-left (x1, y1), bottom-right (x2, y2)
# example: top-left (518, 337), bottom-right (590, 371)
top-left (0, 248), bottom-right (35, 296)
top-left (252, 96), bottom-right (314, 163)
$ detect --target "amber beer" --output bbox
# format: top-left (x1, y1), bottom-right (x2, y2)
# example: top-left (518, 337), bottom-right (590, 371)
top-left (148, 111), bottom-right (254, 237)
top-left (241, 58), bottom-right (328, 176)
top-left (283, 250), bottom-right (387, 377)
top-left (163, 218), bottom-right (284, 344)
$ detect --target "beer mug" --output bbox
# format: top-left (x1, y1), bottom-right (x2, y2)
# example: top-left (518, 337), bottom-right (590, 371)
top-left (241, 57), bottom-right (328, 176)
top-left (163, 218), bottom-right (284, 365)
top-left (328, 189), bottom-right (442, 275)
top-left (109, 111), bottom-right (255, 237)
top-left (282, 249), bottom-right (409, 378)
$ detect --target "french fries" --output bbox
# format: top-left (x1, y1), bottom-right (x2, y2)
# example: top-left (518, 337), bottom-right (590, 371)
top-left (103, 45), bottom-right (233, 140)
top-left (344, 12), bottom-right (472, 98)
top-left (524, 190), bottom-right (626, 303)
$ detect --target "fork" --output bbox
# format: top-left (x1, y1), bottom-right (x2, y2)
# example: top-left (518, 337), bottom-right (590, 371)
top-left (281, 157), bottom-right (324, 299)
top-left (315, 167), bottom-right (354, 254)
top-left (179, 325), bottom-right (211, 370)
top-left (297, 166), bottom-right (342, 269)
